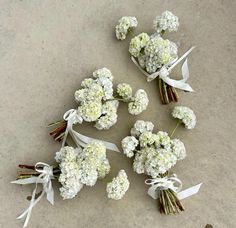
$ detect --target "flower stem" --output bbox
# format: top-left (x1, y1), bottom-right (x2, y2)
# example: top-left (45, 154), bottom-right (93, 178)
top-left (170, 120), bottom-right (181, 137)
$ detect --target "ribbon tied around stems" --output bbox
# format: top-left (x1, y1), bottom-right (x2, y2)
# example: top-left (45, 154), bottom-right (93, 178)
top-left (61, 109), bottom-right (120, 152)
top-left (131, 46), bottom-right (195, 92)
top-left (11, 162), bottom-right (54, 228)
top-left (145, 174), bottom-right (202, 200)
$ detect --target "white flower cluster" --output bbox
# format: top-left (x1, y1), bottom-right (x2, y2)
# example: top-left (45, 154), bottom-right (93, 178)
top-left (117, 83), bottom-right (132, 101)
top-left (55, 141), bottom-right (110, 199)
top-left (115, 16), bottom-right (138, 40)
top-left (116, 84), bottom-right (149, 115)
top-left (128, 90), bottom-right (149, 115)
top-left (74, 68), bottom-right (149, 129)
top-left (153, 11), bottom-right (179, 34)
top-left (121, 120), bottom-right (186, 178)
top-left (74, 68), bottom-right (118, 129)
top-left (129, 33), bottom-right (150, 58)
top-left (141, 36), bottom-right (178, 73)
top-left (129, 35), bottom-right (178, 74)
top-left (106, 170), bottom-right (130, 200)
top-left (172, 106), bottom-right (196, 129)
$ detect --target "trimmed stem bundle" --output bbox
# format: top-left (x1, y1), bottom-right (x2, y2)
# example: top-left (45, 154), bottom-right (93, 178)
top-left (159, 78), bottom-right (179, 104)
top-left (158, 173), bottom-right (184, 214)
top-left (16, 164), bottom-right (60, 180)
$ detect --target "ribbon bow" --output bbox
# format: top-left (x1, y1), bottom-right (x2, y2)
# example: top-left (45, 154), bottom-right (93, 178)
top-left (145, 174), bottom-right (182, 199)
top-left (61, 109), bottom-right (120, 152)
top-left (131, 46), bottom-right (195, 92)
top-left (145, 174), bottom-right (202, 200)
top-left (11, 162), bottom-right (54, 227)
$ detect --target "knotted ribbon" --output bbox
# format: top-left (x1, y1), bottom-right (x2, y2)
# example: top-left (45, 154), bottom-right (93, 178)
top-left (61, 109), bottom-right (120, 152)
top-left (145, 174), bottom-right (202, 200)
top-left (131, 46), bottom-right (195, 92)
top-left (11, 162), bottom-right (54, 227)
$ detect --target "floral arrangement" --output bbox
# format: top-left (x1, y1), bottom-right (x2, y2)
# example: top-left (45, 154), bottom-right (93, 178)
top-left (49, 67), bottom-right (149, 142)
top-left (116, 11), bottom-right (195, 104)
top-left (121, 106), bottom-right (200, 214)
top-left (12, 139), bottom-right (113, 227)
top-left (11, 10), bottom-right (202, 228)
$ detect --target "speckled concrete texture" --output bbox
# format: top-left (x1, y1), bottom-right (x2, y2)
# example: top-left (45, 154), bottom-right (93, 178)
top-left (0, 1), bottom-right (235, 227)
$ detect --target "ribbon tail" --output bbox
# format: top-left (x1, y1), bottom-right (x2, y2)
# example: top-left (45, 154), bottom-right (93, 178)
top-left (147, 185), bottom-right (159, 199)
top-left (177, 183), bottom-right (202, 200)
top-left (162, 76), bottom-right (194, 92)
top-left (11, 177), bottom-right (40, 185)
top-left (17, 188), bottom-right (45, 227)
top-left (71, 129), bottom-right (120, 152)
top-left (46, 185), bottom-right (54, 205)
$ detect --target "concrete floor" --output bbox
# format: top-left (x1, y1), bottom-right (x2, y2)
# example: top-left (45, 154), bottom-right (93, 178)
top-left (0, 0), bottom-right (235, 227)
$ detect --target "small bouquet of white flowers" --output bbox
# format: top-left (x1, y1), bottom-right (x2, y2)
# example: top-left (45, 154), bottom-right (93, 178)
top-left (49, 67), bottom-right (149, 142)
top-left (121, 106), bottom-right (200, 214)
top-left (12, 140), bottom-right (112, 227)
top-left (117, 11), bottom-right (195, 104)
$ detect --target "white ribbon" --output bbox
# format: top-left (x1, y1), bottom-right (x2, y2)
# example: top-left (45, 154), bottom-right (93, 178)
top-left (131, 46), bottom-right (195, 92)
top-left (61, 109), bottom-right (120, 152)
top-left (11, 162), bottom-right (54, 227)
top-left (145, 174), bottom-right (202, 200)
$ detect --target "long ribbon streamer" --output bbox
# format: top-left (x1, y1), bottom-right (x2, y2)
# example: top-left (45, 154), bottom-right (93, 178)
top-left (62, 109), bottom-right (120, 152)
top-left (11, 162), bottom-right (54, 227)
top-left (145, 174), bottom-right (202, 200)
top-left (131, 46), bottom-right (195, 92)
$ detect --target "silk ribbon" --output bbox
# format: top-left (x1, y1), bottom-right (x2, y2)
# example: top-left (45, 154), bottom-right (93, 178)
top-left (61, 109), bottom-right (120, 152)
top-left (11, 162), bottom-right (54, 227)
top-left (145, 174), bottom-right (202, 200)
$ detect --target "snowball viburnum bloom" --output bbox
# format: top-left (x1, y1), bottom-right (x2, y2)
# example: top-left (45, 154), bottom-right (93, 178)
top-left (153, 11), bottom-right (179, 34)
top-left (115, 16), bottom-right (138, 40)
top-left (172, 106), bottom-right (196, 129)
top-left (106, 170), bottom-right (130, 200)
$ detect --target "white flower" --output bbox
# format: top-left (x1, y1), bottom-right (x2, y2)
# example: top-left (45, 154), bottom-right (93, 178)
top-left (129, 33), bottom-right (150, 57)
top-left (139, 131), bottom-right (156, 147)
top-left (78, 101), bottom-right (102, 122)
top-left (171, 139), bottom-right (186, 160)
top-left (133, 147), bottom-right (150, 174)
top-left (75, 82), bottom-right (104, 103)
top-left (56, 141), bottom-right (110, 199)
top-left (172, 106), bottom-right (196, 129)
top-left (156, 131), bottom-right (171, 148)
top-left (55, 146), bottom-right (80, 163)
top-left (128, 89), bottom-right (149, 115)
top-left (130, 120), bottom-right (154, 137)
top-left (121, 136), bottom-right (139, 158)
top-left (106, 170), bottom-right (130, 200)
top-left (144, 36), bottom-right (178, 73)
top-left (117, 83), bottom-right (133, 101)
top-left (81, 78), bottom-right (94, 88)
top-left (79, 158), bottom-right (99, 186)
top-left (153, 11), bottom-right (179, 34)
top-left (96, 76), bottom-right (114, 100)
top-left (93, 67), bottom-right (113, 80)
top-left (95, 100), bottom-right (119, 130)
top-left (55, 147), bottom-right (83, 199)
top-left (145, 148), bottom-right (177, 177)
top-left (115, 16), bottom-right (138, 40)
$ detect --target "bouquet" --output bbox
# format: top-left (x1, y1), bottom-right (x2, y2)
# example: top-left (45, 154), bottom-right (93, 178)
top-left (121, 106), bottom-right (201, 214)
top-left (49, 67), bottom-right (149, 142)
top-left (12, 140), bottom-right (114, 227)
top-left (115, 11), bottom-right (195, 104)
